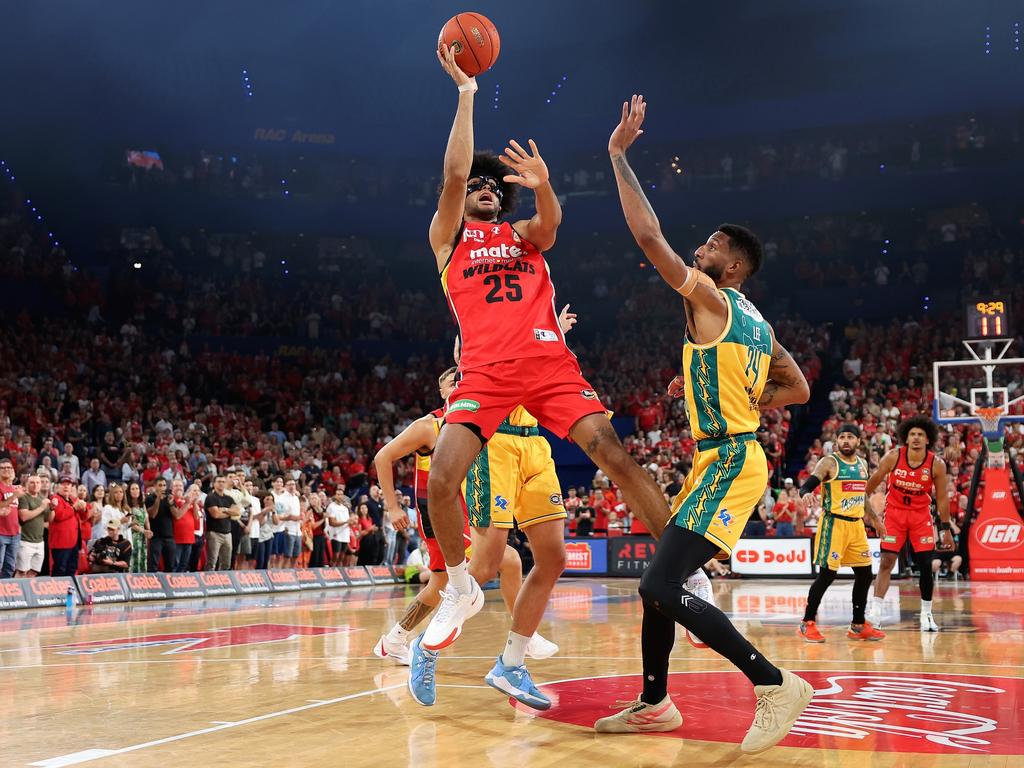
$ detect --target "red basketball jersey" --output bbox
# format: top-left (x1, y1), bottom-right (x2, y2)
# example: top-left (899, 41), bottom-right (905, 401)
top-left (440, 221), bottom-right (567, 371)
top-left (885, 447), bottom-right (935, 514)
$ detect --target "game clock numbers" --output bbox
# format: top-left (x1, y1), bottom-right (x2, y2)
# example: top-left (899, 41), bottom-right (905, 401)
top-left (965, 299), bottom-right (1011, 339)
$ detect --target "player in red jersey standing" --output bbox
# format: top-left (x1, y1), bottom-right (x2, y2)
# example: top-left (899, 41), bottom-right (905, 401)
top-left (864, 416), bottom-right (954, 631)
top-left (416, 47), bottom-right (678, 700)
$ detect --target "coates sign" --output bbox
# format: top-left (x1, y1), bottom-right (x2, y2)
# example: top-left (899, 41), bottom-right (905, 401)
top-left (731, 537), bottom-right (812, 576)
top-left (527, 671), bottom-right (1024, 755)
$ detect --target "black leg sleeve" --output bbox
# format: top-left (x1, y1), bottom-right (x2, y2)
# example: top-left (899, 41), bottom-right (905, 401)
top-left (803, 568), bottom-right (837, 622)
top-left (914, 551), bottom-right (934, 602)
top-left (638, 524), bottom-right (782, 687)
top-left (851, 565), bottom-right (874, 624)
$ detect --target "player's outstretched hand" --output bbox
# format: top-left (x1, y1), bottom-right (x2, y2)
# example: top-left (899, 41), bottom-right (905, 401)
top-left (608, 94), bottom-right (647, 156)
top-left (558, 304), bottom-right (577, 334)
top-left (938, 528), bottom-right (955, 552)
top-left (500, 139), bottom-right (549, 189)
top-left (437, 43), bottom-right (476, 92)
top-left (667, 375), bottom-right (686, 399)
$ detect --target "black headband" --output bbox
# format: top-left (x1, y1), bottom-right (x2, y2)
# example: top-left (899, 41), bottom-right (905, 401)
top-left (837, 423), bottom-right (861, 438)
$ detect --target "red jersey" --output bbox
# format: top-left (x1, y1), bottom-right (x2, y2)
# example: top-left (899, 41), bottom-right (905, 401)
top-left (441, 221), bottom-right (567, 371)
top-left (885, 447), bottom-right (935, 513)
top-left (0, 484), bottom-right (19, 536)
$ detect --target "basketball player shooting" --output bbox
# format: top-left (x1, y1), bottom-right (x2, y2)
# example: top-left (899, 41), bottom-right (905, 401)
top-left (418, 48), bottom-right (677, 696)
top-left (596, 94), bottom-right (814, 754)
top-left (865, 416), bottom-right (954, 632)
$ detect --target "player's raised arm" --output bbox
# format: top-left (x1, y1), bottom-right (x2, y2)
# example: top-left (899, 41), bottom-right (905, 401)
top-left (865, 449), bottom-right (899, 496)
top-left (430, 44), bottom-right (478, 267)
top-left (607, 95), bottom-right (724, 316)
top-left (758, 327), bottom-right (811, 409)
top-left (503, 139), bottom-right (561, 251)
top-left (373, 416), bottom-right (438, 530)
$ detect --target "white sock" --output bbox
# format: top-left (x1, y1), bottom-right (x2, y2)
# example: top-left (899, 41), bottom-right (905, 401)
top-left (389, 623), bottom-right (410, 642)
top-left (501, 631), bottom-right (530, 668)
top-left (870, 595), bottom-right (883, 611)
top-left (921, 600), bottom-right (932, 614)
top-left (446, 560), bottom-right (472, 595)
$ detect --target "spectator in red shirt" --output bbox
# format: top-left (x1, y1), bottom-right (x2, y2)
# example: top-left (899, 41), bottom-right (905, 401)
top-left (0, 457), bottom-right (24, 577)
top-left (49, 476), bottom-right (86, 576)
top-left (171, 480), bottom-right (200, 572)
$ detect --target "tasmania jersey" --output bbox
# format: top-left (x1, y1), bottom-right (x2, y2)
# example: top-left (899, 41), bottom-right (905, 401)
top-left (441, 221), bottom-right (567, 371)
top-left (822, 455), bottom-right (868, 519)
top-left (682, 287), bottom-right (772, 440)
top-left (885, 447), bottom-right (935, 513)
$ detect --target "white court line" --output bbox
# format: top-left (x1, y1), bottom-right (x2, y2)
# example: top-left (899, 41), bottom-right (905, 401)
top-left (28, 684), bottom-right (403, 767)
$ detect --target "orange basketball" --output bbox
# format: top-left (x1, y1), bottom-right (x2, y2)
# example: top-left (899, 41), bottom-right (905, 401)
top-left (438, 12), bottom-right (500, 77)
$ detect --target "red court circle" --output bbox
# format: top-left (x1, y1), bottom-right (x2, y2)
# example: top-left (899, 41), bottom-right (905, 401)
top-left (516, 670), bottom-right (1024, 755)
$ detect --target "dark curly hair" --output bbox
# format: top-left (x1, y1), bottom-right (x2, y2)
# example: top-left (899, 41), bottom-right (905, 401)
top-left (897, 415), bottom-right (938, 448)
top-left (436, 151), bottom-right (518, 218)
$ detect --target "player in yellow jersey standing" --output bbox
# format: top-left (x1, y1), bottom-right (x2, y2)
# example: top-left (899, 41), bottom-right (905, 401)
top-left (797, 424), bottom-right (886, 643)
top-left (594, 96), bottom-right (814, 754)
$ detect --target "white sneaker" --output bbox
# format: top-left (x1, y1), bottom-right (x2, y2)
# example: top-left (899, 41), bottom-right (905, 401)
top-left (920, 611), bottom-right (940, 632)
top-left (740, 668), bottom-right (814, 754)
top-left (594, 694), bottom-right (683, 733)
top-left (421, 580), bottom-right (484, 651)
top-left (526, 632), bottom-right (559, 660)
top-left (373, 633), bottom-right (410, 665)
top-left (865, 600), bottom-right (882, 629)
top-left (683, 568), bottom-right (714, 649)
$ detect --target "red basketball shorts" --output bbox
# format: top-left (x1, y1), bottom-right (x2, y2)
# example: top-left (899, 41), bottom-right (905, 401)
top-left (445, 353), bottom-right (607, 441)
top-left (880, 504), bottom-right (935, 553)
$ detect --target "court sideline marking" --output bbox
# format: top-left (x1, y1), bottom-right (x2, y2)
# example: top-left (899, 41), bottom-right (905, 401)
top-left (27, 683), bottom-right (403, 767)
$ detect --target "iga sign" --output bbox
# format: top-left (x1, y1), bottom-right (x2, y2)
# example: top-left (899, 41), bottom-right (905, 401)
top-left (731, 537), bottom-right (812, 576)
top-left (970, 468), bottom-right (1024, 581)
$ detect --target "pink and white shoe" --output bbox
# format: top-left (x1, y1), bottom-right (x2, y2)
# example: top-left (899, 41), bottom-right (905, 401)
top-left (594, 695), bottom-right (683, 733)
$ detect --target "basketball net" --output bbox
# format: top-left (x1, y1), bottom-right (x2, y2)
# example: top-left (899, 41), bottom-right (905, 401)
top-left (974, 406), bottom-right (1007, 468)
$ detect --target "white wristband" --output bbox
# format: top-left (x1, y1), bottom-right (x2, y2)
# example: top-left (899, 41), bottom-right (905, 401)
top-left (458, 78), bottom-right (478, 93)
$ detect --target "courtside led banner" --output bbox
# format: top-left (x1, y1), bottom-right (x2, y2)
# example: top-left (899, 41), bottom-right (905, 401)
top-left (731, 537), bottom-right (813, 576)
top-left (564, 539), bottom-right (608, 575)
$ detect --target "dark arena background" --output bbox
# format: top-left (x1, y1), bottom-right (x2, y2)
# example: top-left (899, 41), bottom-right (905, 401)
top-left (1, 2), bottom-right (1023, 766)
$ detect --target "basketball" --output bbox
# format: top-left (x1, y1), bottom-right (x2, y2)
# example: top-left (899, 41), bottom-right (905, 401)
top-left (438, 12), bottom-right (500, 77)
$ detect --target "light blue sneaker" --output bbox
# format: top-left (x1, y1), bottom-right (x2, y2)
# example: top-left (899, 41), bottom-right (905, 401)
top-left (408, 633), bottom-right (438, 706)
top-left (484, 656), bottom-right (551, 710)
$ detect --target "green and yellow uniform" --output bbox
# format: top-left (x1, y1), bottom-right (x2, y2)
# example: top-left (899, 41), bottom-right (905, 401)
top-left (672, 287), bottom-right (771, 554)
top-left (814, 455), bottom-right (872, 570)
top-left (464, 406), bottom-right (566, 530)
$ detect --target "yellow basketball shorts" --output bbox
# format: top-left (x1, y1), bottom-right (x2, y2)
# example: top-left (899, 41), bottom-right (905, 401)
top-left (463, 432), bottom-right (566, 530)
top-left (814, 514), bottom-right (872, 571)
top-left (670, 433), bottom-right (768, 555)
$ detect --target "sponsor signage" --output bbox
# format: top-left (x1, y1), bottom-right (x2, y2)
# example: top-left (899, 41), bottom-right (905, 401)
top-left (198, 571), bottom-right (237, 596)
top-left (564, 539), bottom-right (609, 575)
top-left (366, 565), bottom-right (399, 585)
top-left (0, 579), bottom-right (31, 609)
top-left (318, 567), bottom-right (348, 588)
top-left (969, 468), bottom-right (1024, 581)
top-left (267, 569), bottom-right (301, 592)
top-left (294, 568), bottom-right (325, 589)
top-left (125, 572), bottom-right (172, 601)
top-left (731, 537), bottom-right (813, 576)
top-left (162, 572), bottom-right (206, 598)
top-left (609, 537), bottom-right (657, 576)
top-left (25, 576), bottom-right (80, 607)
top-left (343, 566), bottom-right (373, 586)
top-left (77, 574), bottom-right (129, 603)
top-left (232, 570), bottom-right (272, 594)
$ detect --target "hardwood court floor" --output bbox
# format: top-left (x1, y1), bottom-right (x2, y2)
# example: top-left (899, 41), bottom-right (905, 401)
top-left (1, 577), bottom-right (1022, 767)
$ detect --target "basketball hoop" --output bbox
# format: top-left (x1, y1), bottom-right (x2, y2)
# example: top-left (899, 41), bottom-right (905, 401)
top-left (974, 406), bottom-right (1005, 436)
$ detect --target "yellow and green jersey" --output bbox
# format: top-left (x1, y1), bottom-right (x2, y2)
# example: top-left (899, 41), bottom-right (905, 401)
top-left (683, 287), bottom-right (772, 441)
top-left (822, 455), bottom-right (868, 519)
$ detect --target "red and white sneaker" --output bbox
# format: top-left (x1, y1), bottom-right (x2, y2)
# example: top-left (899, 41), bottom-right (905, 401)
top-left (683, 569), bottom-right (714, 649)
top-left (373, 633), bottom-right (411, 665)
top-left (421, 580), bottom-right (484, 651)
top-left (594, 695), bottom-right (684, 733)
